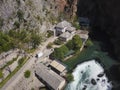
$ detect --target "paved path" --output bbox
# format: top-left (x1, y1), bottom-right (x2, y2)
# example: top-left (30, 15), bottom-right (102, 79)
top-left (1, 36), bottom-right (57, 90)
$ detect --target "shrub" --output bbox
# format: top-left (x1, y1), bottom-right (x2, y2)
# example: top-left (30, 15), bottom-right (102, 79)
top-left (31, 33), bottom-right (43, 48)
top-left (0, 70), bottom-right (3, 78)
top-left (24, 70), bottom-right (31, 78)
top-left (0, 17), bottom-right (4, 28)
top-left (54, 39), bottom-right (63, 45)
top-left (47, 42), bottom-right (53, 49)
top-left (86, 39), bottom-right (93, 47)
top-left (66, 73), bottom-right (74, 82)
top-left (50, 45), bottom-right (69, 60)
top-left (72, 22), bottom-right (80, 30)
top-left (66, 35), bottom-right (83, 51)
top-left (26, 0), bottom-right (33, 7)
top-left (14, 21), bottom-right (20, 28)
top-left (47, 31), bottom-right (53, 38)
top-left (0, 32), bottom-right (13, 53)
top-left (16, 0), bottom-right (20, 5)
top-left (17, 10), bottom-right (24, 21)
top-left (72, 35), bottom-right (83, 50)
top-left (18, 57), bottom-right (25, 65)
top-left (65, 40), bottom-right (74, 50)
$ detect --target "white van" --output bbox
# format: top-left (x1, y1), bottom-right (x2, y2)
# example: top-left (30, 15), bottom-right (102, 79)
top-left (36, 52), bottom-right (43, 58)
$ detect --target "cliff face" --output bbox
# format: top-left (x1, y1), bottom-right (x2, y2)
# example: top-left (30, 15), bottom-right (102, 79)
top-left (77, 0), bottom-right (120, 60)
top-left (0, 0), bottom-right (78, 32)
top-left (0, 0), bottom-right (68, 32)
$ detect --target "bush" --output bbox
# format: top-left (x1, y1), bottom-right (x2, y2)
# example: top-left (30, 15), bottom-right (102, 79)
top-left (72, 35), bottom-right (83, 50)
top-left (31, 33), bottom-right (43, 48)
top-left (0, 17), bottom-right (4, 28)
top-left (86, 39), bottom-right (93, 47)
top-left (0, 30), bottom-right (44, 54)
top-left (18, 57), bottom-right (25, 65)
top-left (17, 10), bottom-right (24, 21)
top-left (65, 40), bottom-right (74, 50)
top-left (47, 42), bottom-right (53, 49)
top-left (14, 21), bottom-right (20, 28)
top-left (65, 35), bottom-right (83, 51)
top-left (50, 45), bottom-right (69, 60)
top-left (0, 70), bottom-right (3, 78)
top-left (66, 73), bottom-right (74, 82)
top-left (47, 31), bottom-right (53, 38)
top-left (72, 22), bottom-right (80, 30)
top-left (54, 39), bottom-right (63, 45)
top-left (24, 70), bottom-right (31, 78)
top-left (0, 32), bottom-right (13, 53)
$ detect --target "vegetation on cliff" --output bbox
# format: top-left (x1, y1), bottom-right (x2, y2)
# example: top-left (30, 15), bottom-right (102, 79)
top-left (0, 30), bottom-right (43, 54)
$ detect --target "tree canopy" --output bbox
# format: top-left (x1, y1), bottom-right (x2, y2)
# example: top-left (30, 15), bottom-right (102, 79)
top-left (24, 70), bottom-right (31, 78)
top-left (31, 33), bottom-right (42, 48)
top-left (72, 35), bottom-right (83, 50)
top-left (66, 35), bottom-right (83, 51)
top-left (0, 30), bottom-right (43, 54)
top-left (50, 45), bottom-right (69, 60)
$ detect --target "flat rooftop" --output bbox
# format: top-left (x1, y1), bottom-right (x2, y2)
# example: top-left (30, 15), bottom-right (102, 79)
top-left (50, 60), bottom-right (66, 73)
top-left (59, 32), bottom-right (72, 39)
top-left (56, 20), bottom-right (71, 28)
top-left (76, 30), bottom-right (89, 40)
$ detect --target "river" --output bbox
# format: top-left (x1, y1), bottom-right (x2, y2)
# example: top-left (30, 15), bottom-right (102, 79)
top-left (65, 60), bottom-right (112, 90)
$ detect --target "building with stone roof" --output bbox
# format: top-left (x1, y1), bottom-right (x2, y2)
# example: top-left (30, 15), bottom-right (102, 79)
top-left (35, 63), bottom-right (66, 90)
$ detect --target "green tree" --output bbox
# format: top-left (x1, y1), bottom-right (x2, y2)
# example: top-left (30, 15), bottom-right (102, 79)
top-left (66, 73), bottom-right (74, 82)
top-left (0, 32), bottom-right (13, 53)
top-left (17, 10), bottom-right (24, 21)
top-left (60, 45), bottom-right (69, 55)
top-left (72, 22), bottom-right (80, 30)
top-left (0, 17), bottom-right (4, 28)
top-left (51, 48), bottom-right (63, 60)
top-left (24, 70), bottom-right (31, 78)
top-left (66, 40), bottom-right (74, 50)
top-left (50, 45), bottom-right (69, 60)
top-left (86, 39), bottom-right (93, 47)
top-left (72, 35), bottom-right (82, 50)
top-left (14, 21), bottom-right (20, 28)
top-left (31, 33), bottom-right (42, 48)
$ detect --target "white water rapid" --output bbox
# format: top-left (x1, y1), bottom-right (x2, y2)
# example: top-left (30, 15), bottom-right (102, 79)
top-left (65, 60), bottom-right (112, 90)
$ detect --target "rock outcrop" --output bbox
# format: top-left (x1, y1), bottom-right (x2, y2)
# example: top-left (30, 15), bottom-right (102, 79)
top-left (0, 0), bottom-right (67, 32)
top-left (0, 0), bottom-right (79, 32)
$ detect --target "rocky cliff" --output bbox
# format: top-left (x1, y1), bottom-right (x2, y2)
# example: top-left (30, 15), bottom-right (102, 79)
top-left (77, 0), bottom-right (120, 61)
top-left (0, 0), bottom-right (78, 32)
top-left (0, 0), bottom-right (65, 32)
